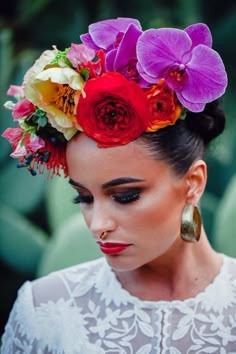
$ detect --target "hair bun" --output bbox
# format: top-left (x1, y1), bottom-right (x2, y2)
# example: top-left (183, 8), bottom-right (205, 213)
top-left (185, 100), bottom-right (226, 145)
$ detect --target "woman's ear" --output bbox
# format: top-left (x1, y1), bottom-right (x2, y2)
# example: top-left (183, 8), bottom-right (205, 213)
top-left (185, 160), bottom-right (207, 205)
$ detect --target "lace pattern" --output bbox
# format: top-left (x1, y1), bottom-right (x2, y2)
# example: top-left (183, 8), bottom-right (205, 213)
top-left (2, 255), bottom-right (236, 354)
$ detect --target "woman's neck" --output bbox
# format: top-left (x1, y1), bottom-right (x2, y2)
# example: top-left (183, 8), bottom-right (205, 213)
top-left (115, 230), bottom-right (223, 302)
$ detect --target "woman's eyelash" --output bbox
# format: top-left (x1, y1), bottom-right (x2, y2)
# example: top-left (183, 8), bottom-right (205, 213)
top-left (73, 191), bottom-right (141, 205)
top-left (113, 192), bottom-right (140, 204)
top-left (73, 194), bottom-right (93, 204)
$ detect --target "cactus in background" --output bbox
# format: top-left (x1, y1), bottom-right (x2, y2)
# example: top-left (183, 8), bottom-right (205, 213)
top-left (0, 29), bottom-right (48, 275)
top-left (0, 206), bottom-right (48, 274)
top-left (200, 191), bottom-right (220, 245)
top-left (1, 0), bottom-right (236, 337)
top-left (212, 175), bottom-right (236, 257)
top-left (37, 213), bottom-right (102, 277)
top-left (45, 176), bottom-right (80, 232)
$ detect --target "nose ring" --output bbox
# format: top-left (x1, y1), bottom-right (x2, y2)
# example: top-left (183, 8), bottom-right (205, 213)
top-left (100, 231), bottom-right (108, 240)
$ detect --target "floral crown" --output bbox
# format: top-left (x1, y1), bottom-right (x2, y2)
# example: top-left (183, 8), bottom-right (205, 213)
top-left (2, 17), bottom-right (227, 177)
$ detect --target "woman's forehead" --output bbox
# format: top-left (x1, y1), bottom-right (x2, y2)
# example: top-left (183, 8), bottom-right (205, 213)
top-left (66, 133), bottom-right (171, 183)
top-left (67, 133), bottom-right (147, 164)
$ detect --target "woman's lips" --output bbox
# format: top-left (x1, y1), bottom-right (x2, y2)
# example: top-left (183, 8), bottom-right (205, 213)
top-left (97, 241), bottom-right (131, 255)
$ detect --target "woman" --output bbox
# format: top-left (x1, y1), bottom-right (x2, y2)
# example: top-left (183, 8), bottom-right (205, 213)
top-left (2, 17), bottom-right (235, 353)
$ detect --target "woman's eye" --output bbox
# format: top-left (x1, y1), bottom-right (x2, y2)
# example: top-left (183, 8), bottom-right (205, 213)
top-left (73, 194), bottom-right (93, 204)
top-left (113, 192), bottom-right (140, 204)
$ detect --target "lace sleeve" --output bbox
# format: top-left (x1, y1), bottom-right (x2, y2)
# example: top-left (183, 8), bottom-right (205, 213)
top-left (1, 282), bottom-right (39, 353)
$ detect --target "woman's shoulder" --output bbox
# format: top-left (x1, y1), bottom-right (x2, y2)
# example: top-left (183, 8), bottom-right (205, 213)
top-left (1, 258), bottom-right (108, 354)
top-left (4, 257), bottom-right (107, 340)
top-left (30, 256), bottom-right (106, 305)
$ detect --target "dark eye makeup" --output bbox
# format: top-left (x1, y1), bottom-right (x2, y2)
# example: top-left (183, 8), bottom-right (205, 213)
top-left (73, 188), bottom-right (141, 205)
top-left (112, 191), bottom-right (140, 204)
top-left (73, 194), bottom-right (93, 204)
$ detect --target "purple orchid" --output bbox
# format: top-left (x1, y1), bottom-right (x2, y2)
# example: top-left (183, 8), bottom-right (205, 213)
top-left (137, 23), bottom-right (228, 112)
top-left (80, 17), bottom-right (142, 52)
top-left (105, 23), bottom-right (146, 82)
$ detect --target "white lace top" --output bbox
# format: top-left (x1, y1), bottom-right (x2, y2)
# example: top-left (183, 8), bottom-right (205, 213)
top-left (2, 255), bottom-right (236, 354)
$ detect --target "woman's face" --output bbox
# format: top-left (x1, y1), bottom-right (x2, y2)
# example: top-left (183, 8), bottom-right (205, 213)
top-left (66, 133), bottom-right (189, 271)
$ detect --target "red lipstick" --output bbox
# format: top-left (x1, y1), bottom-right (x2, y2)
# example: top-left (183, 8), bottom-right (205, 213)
top-left (97, 241), bottom-right (131, 255)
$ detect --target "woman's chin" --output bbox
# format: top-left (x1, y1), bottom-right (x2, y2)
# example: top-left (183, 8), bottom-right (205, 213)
top-left (105, 254), bottom-right (143, 272)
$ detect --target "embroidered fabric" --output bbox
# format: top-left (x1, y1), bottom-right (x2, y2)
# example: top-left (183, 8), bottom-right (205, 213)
top-left (2, 255), bottom-right (236, 354)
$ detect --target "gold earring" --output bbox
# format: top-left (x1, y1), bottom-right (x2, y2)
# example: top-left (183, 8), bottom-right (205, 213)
top-left (180, 204), bottom-right (201, 242)
top-left (100, 231), bottom-right (108, 240)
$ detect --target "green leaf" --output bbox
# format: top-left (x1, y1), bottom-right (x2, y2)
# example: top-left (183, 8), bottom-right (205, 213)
top-left (0, 205), bottom-right (48, 274)
top-left (79, 67), bottom-right (90, 80)
top-left (200, 191), bottom-right (220, 244)
top-left (212, 175), bottom-right (236, 256)
top-left (45, 175), bottom-right (80, 232)
top-left (37, 115), bottom-right (48, 128)
top-left (0, 29), bottom-right (13, 103)
top-left (50, 48), bottom-right (71, 66)
top-left (37, 213), bottom-right (102, 276)
top-left (0, 159), bottom-right (46, 213)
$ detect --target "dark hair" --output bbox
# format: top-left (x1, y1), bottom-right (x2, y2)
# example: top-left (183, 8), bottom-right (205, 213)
top-left (139, 100), bottom-right (226, 175)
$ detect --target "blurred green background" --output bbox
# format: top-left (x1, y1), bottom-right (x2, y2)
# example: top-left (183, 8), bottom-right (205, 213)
top-left (0, 0), bottom-right (236, 337)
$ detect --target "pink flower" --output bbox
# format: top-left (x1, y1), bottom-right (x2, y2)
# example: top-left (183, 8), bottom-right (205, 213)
top-left (12, 98), bottom-right (36, 120)
top-left (7, 85), bottom-right (24, 99)
top-left (66, 43), bottom-right (96, 68)
top-left (10, 144), bottom-right (27, 158)
top-left (66, 44), bottom-right (105, 78)
top-left (2, 127), bottom-right (23, 145)
top-left (27, 136), bottom-right (45, 152)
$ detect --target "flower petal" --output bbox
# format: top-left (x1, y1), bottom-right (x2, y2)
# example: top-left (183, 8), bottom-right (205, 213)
top-left (106, 49), bottom-right (117, 72)
top-left (76, 72), bottom-right (151, 146)
top-left (27, 136), bottom-right (45, 152)
top-left (46, 108), bottom-right (78, 140)
top-left (181, 45), bottom-right (227, 104)
top-left (176, 91), bottom-right (206, 112)
top-left (4, 100), bottom-right (15, 110)
top-left (66, 43), bottom-right (96, 68)
top-left (23, 48), bottom-right (57, 89)
top-left (12, 99), bottom-right (35, 120)
top-left (35, 67), bottom-right (85, 91)
top-left (7, 85), bottom-right (24, 99)
top-left (185, 23), bottom-right (212, 48)
top-left (79, 33), bottom-right (100, 50)
top-left (81, 18), bottom-right (142, 51)
top-left (112, 24), bottom-right (142, 70)
top-left (10, 144), bottom-right (27, 158)
top-left (136, 63), bottom-right (157, 85)
top-left (137, 28), bottom-right (192, 81)
top-left (2, 127), bottom-right (22, 144)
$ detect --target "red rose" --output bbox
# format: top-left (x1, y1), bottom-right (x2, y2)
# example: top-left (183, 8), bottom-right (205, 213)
top-left (76, 72), bottom-right (152, 147)
top-left (145, 79), bottom-right (182, 132)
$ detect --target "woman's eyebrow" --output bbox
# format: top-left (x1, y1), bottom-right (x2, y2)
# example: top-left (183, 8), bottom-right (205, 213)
top-left (69, 177), bottom-right (145, 190)
top-left (68, 178), bottom-right (86, 189)
top-left (101, 177), bottom-right (145, 189)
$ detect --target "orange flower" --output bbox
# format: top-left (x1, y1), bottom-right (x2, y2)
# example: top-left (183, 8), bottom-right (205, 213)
top-left (145, 79), bottom-right (183, 132)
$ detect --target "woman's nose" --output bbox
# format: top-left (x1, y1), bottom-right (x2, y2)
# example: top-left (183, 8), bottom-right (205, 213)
top-left (89, 202), bottom-right (116, 238)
